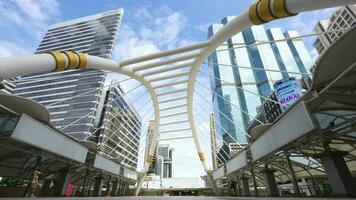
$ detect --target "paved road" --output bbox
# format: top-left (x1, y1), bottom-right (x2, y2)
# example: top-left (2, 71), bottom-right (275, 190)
top-left (2, 197), bottom-right (354, 200)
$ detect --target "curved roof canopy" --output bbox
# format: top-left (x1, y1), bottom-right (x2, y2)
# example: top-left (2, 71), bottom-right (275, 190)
top-left (0, 93), bottom-right (50, 123)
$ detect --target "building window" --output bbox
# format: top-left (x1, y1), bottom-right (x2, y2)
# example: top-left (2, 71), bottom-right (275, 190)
top-left (346, 18), bottom-right (352, 25)
top-left (342, 10), bottom-right (347, 17)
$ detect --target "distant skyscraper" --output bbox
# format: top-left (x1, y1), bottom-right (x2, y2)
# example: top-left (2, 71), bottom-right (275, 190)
top-left (209, 113), bottom-right (218, 170)
top-left (145, 120), bottom-right (159, 175)
top-left (157, 144), bottom-right (174, 178)
top-left (314, 5), bottom-right (356, 55)
top-left (13, 9), bottom-right (124, 141)
top-left (98, 83), bottom-right (141, 169)
top-left (208, 17), bottom-right (312, 162)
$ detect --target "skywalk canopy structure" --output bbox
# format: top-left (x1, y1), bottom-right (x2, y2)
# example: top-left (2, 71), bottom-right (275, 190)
top-left (0, 0), bottom-right (356, 196)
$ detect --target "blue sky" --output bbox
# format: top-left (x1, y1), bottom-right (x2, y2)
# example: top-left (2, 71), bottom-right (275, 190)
top-left (0, 0), bottom-right (339, 181)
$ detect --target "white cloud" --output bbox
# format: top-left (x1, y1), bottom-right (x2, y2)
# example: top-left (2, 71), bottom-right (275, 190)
top-left (287, 7), bottom-right (338, 35)
top-left (134, 8), bottom-right (151, 19)
top-left (195, 23), bottom-right (212, 32)
top-left (113, 24), bottom-right (160, 60)
top-left (0, 40), bottom-right (31, 57)
top-left (113, 6), bottom-right (189, 61)
top-left (0, 0), bottom-right (60, 40)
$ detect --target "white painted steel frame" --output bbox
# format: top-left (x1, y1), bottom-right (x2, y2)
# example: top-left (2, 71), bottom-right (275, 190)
top-left (0, 0), bottom-right (354, 196)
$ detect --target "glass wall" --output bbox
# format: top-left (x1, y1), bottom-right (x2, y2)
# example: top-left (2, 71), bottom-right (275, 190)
top-left (208, 18), bottom-right (313, 162)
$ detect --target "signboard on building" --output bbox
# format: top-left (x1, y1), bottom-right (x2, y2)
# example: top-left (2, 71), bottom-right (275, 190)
top-left (273, 77), bottom-right (302, 112)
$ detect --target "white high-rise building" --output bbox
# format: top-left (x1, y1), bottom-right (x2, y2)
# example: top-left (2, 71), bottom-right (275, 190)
top-left (158, 144), bottom-right (174, 178)
top-left (314, 5), bottom-right (356, 55)
top-left (145, 120), bottom-right (159, 174)
top-left (13, 9), bottom-right (124, 141)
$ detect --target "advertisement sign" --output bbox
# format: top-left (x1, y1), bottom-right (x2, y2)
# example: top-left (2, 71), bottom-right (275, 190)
top-left (273, 77), bottom-right (302, 112)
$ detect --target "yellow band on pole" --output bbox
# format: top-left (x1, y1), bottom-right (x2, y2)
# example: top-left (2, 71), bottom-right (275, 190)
top-left (259, 0), bottom-right (277, 22)
top-left (249, 1), bottom-right (265, 25)
top-left (198, 152), bottom-right (206, 161)
top-left (48, 51), bottom-right (67, 72)
top-left (73, 51), bottom-right (87, 69)
top-left (272, 0), bottom-right (297, 18)
top-left (146, 154), bottom-right (154, 163)
top-left (62, 51), bottom-right (79, 70)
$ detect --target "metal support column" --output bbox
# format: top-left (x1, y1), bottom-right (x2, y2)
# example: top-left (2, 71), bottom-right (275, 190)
top-left (111, 178), bottom-right (118, 196)
top-left (207, 172), bottom-right (220, 196)
top-left (236, 176), bottom-right (242, 196)
top-left (53, 167), bottom-right (71, 197)
top-left (261, 167), bottom-right (279, 197)
top-left (93, 176), bottom-right (103, 197)
top-left (227, 176), bottom-right (232, 196)
top-left (240, 176), bottom-right (251, 197)
top-left (316, 150), bottom-right (356, 197)
top-left (122, 183), bottom-right (128, 196)
top-left (105, 178), bottom-right (112, 196)
top-left (250, 169), bottom-right (258, 197)
top-left (81, 169), bottom-right (89, 197)
top-left (285, 153), bottom-right (301, 197)
top-left (117, 182), bottom-right (122, 196)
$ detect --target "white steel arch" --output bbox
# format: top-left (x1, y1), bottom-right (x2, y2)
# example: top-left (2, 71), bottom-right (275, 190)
top-left (0, 0), bottom-right (355, 196)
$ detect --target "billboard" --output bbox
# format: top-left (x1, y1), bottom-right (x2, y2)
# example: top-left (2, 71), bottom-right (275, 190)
top-left (273, 77), bottom-right (302, 112)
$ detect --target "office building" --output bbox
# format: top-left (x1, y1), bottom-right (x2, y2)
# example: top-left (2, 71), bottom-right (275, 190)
top-left (12, 9), bottom-right (124, 141)
top-left (157, 144), bottom-right (174, 178)
top-left (97, 83), bottom-right (141, 169)
top-left (208, 17), bottom-right (312, 162)
top-left (145, 120), bottom-right (160, 175)
top-left (229, 143), bottom-right (248, 154)
top-left (0, 79), bottom-right (16, 94)
top-left (314, 5), bottom-right (356, 55)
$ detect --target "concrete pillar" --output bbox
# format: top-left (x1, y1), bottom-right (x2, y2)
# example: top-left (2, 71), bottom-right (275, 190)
top-left (261, 167), bottom-right (279, 197)
top-left (53, 168), bottom-right (71, 197)
top-left (93, 176), bottom-right (103, 197)
top-left (317, 151), bottom-right (356, 197)
top-left (111, 178), bottom-right (118, 196)
top-left (285, 153), bottom-right (301, 197)
top-left (240, 176), bottom-right (251, 197)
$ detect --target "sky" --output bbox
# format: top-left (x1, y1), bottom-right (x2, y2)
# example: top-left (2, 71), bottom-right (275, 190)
top-left (0, 0), bottom-right (339, 182)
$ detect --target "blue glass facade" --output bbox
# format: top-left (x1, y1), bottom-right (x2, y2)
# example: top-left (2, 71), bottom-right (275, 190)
top-left (208, 17), bottom-right (312, 161)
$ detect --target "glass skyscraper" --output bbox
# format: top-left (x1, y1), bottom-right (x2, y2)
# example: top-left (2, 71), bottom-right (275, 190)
top-left (98, 83), bottom-right (141, 169)
top-left (13, 9), bottom-right (124, 141)
top-left (208, 16), bottom-right (312, 160)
